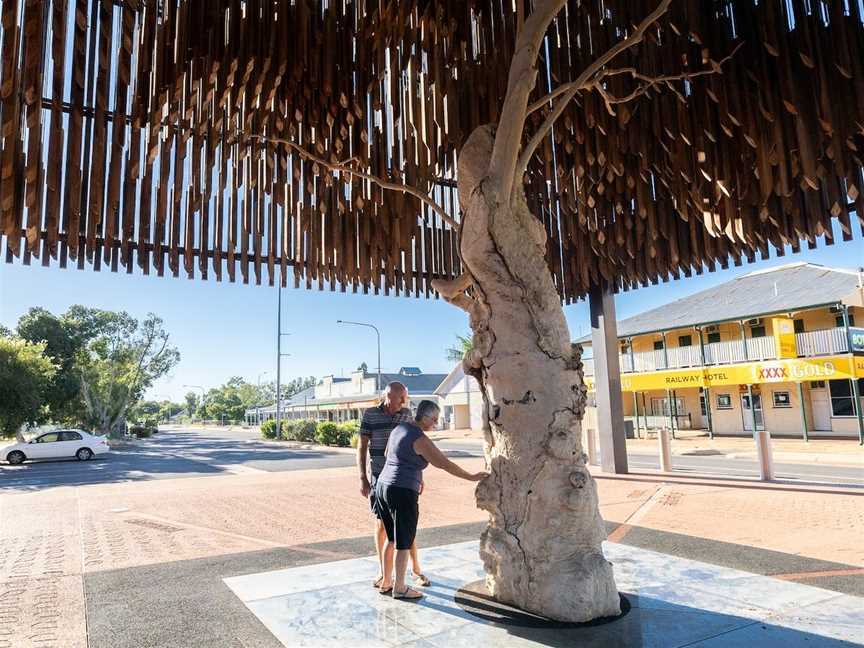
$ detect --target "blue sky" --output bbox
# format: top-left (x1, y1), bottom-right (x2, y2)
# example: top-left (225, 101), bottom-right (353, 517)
top-left (0, 230), bottom-right (860, 402)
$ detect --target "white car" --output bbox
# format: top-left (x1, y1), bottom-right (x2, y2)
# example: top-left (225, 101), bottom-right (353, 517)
top-left (2, 429), bottom-right (110, 465)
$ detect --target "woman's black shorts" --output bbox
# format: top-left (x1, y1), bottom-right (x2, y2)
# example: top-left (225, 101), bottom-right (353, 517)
top-left (374, 484), bottom-right (419, 550)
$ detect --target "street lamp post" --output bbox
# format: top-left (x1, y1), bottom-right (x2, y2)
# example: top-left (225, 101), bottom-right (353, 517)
top-left (275, 283), bottom-right (291, 439)
top-left (336, 320), bottom-right (382, 393)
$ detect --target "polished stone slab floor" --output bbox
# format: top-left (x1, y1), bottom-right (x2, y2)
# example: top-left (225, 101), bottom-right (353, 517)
top-left (224, 540), bottom-right (863, 647)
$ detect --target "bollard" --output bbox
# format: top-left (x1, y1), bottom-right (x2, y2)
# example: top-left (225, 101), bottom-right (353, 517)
top-left (658, 426), bottom-right (673, 472)
top-left (584, 427), bottom-right (597, 466)
top-left (754, 430), bottom-right (774, 481)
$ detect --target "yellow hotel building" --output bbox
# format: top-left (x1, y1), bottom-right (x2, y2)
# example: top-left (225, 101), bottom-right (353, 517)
top-left (581, 263), bottom-right (864, 441)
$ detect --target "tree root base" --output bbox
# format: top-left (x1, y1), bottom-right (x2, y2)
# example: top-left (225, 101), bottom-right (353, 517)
top-left (454, 580), bottom-right (632, 628)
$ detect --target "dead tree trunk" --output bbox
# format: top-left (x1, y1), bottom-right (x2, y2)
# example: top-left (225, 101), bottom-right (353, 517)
top-left (446, 125), bottom-right (619, 622)
top-left (430, 0), bottom-right (675, 621)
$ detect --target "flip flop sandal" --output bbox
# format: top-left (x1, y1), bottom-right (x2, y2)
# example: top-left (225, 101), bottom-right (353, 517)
top-left (413, 573), bottom-right (431, 587)
top-left (393, 586), bottom-right (423, 600)
top-left (378, 586), bottom-right (393, 595)
top-left (372, 577), bottom-right (384, 588)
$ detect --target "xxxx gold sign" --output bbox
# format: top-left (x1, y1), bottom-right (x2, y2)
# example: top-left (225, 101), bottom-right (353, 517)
top-left (584, 355), bottom-right (857, 392)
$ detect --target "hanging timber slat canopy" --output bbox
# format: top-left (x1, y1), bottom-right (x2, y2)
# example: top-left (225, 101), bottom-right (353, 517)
top-left (0, 0), bottom-right (861, 301)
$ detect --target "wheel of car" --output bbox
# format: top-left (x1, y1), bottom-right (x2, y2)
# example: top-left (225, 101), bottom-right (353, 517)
top-left (7, 450), bottom-right (26, 465)
top-left (76, 448), bottom-right (93, 461)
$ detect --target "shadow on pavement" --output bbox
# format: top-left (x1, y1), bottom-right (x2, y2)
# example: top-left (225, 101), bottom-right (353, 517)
top-left (0, 429), bottom-right (344, 492)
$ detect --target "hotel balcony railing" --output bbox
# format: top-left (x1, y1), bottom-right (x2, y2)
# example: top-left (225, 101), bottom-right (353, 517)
top-left (795, 327), bottom-right (849, 356)
top-left (582, 328), bottom-right (849, 377)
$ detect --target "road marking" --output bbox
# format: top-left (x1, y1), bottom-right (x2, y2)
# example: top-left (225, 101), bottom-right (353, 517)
top-left (212, 464), bottom-right (267, 475)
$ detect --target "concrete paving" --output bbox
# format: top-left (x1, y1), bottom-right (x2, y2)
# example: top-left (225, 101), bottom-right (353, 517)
top-left (2, 427), bottom-right (863, 647)
top-left (224, 540), bottom-right (862, 647)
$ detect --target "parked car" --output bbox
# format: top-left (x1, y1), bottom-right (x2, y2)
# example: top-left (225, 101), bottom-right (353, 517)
top-left (1, 429), bottom-right (110, 465)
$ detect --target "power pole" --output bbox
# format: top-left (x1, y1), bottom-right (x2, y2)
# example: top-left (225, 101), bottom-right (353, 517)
top-left (276, 283), bottom-right (283, 439)
top-left (275, 283), bottom-right (291, 439)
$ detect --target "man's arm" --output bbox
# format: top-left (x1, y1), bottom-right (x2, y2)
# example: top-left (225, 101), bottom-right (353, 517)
top-left (358, 411), bottom-right (372, 497)
top-left (358, 434), bottom-right (370, 496)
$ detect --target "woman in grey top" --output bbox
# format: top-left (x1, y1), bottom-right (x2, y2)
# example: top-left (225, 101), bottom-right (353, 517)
top-left (375, 400), bottom-right (487, 600)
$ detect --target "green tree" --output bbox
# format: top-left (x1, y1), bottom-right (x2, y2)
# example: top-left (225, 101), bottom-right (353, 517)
top-left (0, 338), bottom-right (57, 440)
top-left (184, 391), bottom-right (199, 417)
top-left (16, 307), bottom-right (87, 423)
top-left (199, 376), bottom-right (259, 421)
top-left (445, 334), bottom-right (474, 363)
top-left (128, 399), bottom-right (162, 421)
top-left (158, 401), bottom-right (182, 422)
top-left (77, 313), bottom-right (180, 437)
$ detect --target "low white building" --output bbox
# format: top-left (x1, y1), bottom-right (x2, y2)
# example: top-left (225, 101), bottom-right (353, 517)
top-left (434, 364), bottom-right (484, 431)
top-left (245, 366), bottom-right (447, 425)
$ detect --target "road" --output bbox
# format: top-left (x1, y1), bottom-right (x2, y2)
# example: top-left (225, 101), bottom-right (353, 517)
top-left (1, 426), bottom-right (861, 491)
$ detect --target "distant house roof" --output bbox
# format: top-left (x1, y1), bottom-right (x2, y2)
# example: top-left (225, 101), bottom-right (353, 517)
top-left (398, 366), bottom-right (423, 376)
top-left (435, 363), bottom-right (481, 397)
top-left (377, 371), bottom-right (447, 393)
top-left (285, 385), bottom-right (317, 406)
top-left (579, 263), bottom-right (863, 342)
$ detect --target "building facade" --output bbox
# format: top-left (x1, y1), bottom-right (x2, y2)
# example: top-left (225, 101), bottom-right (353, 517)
top-left (581, 263), bottom-right (864, 440)
top-left (245, 367), bottom-right (447, 426)
top-left (435, 365), bottom-right (484, 431)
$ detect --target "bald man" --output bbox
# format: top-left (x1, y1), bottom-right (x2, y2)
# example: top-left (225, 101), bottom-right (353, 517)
top-left (358, 382), bottom-right (418, 588)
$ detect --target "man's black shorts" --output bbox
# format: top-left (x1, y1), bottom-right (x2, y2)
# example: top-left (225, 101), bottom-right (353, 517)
top-left (375, 483), bottom-right (419, 550)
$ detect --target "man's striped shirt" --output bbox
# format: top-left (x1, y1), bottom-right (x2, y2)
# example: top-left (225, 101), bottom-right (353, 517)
top-left (360, 404), bottom-right (413, 477)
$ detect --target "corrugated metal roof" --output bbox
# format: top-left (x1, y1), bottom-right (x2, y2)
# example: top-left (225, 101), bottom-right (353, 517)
top-left (376, 372), bottom-right (447, 393)
top-left (579, 263), bottom-right (862, 342)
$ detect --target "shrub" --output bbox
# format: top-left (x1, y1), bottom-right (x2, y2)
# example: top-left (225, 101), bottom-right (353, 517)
top-left (129, 423), bottom-right (154, 439)
top-left (340, 420), bottom-right (360, 435)
top-left (261, 419), bottom-right (278, 439)
top-left (315, 421), bottom-right (340, 446)
top-left (295, 419), bottom-right (317, 442)
top-left (283, 420), bottom-right (303, 441)
top-left (339, 421), bottom-right (360, 448)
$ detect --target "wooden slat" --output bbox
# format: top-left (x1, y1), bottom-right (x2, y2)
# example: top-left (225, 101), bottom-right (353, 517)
top-left (0, 0), bottom-right (860, 303)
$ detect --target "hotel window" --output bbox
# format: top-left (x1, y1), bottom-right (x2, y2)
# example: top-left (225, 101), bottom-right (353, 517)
top-left (653, 340), bottom-right (664, 351)
top-left (793, 319), bottom-right (805, 334)
top-left (828, 379), bottom-right (864, 417)
top-left (699, 388), bottom-right (707, 416)
top-left (707, 332), bottom-right (721, 344)
top-left (716, 393), bottom-right (733, 409)
top-left (750, 325), bottom-right (766, 338)
top-left (835, 313), bottom-right (855, 328)
top-left (772, 391), bottom-right (792, 408)
top-left (678, 335), bottom-right (692, 347)
top-left (651, 397), bottom-right (685, 417)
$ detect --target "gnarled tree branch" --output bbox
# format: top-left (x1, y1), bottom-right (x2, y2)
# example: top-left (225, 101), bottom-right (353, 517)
top-left (532, 41), bottom-right (745, 117)
top-left (248, 134), bottom-right (458, 230)
top-left (488, 0), bottom-right (568, 201)
top-left (515, 0), bottom-right (673, 182)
